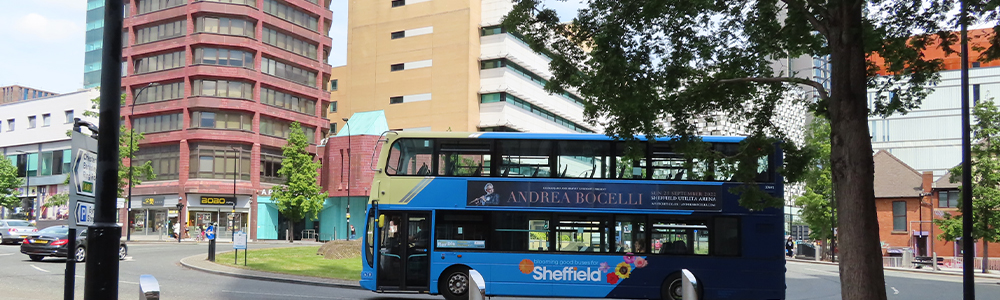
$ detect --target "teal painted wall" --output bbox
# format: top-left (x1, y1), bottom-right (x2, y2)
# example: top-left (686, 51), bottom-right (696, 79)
top-left (318, 197), bottom-right (368, 241)
top-left (256, 197), bottom-right (278, 239)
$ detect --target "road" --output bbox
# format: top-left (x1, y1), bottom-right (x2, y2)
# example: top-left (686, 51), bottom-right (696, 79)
top-left (4, 242), bottom-right (1000, 299)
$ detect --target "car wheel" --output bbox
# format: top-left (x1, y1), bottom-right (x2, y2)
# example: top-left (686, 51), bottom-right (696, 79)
top-left (29, 255), bottom-right (44, 262)
top-left (118, 244), bottom-right (128, 260)
top-left (74, 247), bottom-right (86, 263)
top-left (439, 266), bottom-right (470, 300)
top-left (660, 272), bottom-right (703, 300)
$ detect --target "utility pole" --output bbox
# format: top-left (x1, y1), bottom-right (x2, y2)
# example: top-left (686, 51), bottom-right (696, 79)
top-left (84, 0), bottom-right (123, 298)
top-left (959, 0), bottom-right (975, 298)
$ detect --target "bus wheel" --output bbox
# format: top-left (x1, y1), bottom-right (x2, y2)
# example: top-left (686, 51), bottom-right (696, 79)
top-left (660, 272), bottom-right (703, 300)
top-left (439, 266), bottom-right (470, 300)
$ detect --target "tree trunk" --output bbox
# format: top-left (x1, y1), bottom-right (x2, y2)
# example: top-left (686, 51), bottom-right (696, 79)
top-left (983, 242), bottom-right (989, 273)
top-left (288, 220), bottom-right (294, 243)
top-left (827, 2), bottom-right (887, 299)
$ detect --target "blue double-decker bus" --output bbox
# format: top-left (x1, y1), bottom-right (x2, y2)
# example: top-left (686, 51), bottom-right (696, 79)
top-left (361, 132), bottom-right (785, 300)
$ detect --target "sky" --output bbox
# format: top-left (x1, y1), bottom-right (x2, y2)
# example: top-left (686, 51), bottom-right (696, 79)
top-left (0, 0), bottom-right (584, 94)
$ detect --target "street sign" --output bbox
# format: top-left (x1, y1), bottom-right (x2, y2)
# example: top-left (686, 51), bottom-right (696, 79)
top-left (234, 231), bottom-right (248, 250)
top-left (73, 149), bottom-right (98, 197)
top-left (206, 225), bottom-right (216, 240)
top-left (76, 201), bottom-right (95, 226)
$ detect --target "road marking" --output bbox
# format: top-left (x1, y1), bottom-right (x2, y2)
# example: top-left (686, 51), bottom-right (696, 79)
top-left (74, 275), bottom-right (139, 285)
top-left (0, 253), bottom-right (14, 256)
top-left (30, 265), bottom-right (50, 273)
top-left (222, 290), bottom-right (351, 299)
top-left (891, 286), bottom-right (899, 294)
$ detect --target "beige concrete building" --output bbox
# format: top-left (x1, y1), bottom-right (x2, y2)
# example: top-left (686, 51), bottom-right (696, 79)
top-left (1, 85), bottom-right (58, 104)
top-left (329, 0), bottom-right (598, 134)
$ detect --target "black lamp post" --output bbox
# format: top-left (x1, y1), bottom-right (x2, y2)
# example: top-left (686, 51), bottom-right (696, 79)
top-left (231, 146), bottom-right (240, 242)
top-left (341, 118), bottom-right (350, 240)
top-left (126, 82), bottom-right (159, 242)
top-left (175, 202), bottom-right (184, 243)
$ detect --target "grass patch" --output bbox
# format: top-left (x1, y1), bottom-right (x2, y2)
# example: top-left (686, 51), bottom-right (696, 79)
top-left (216, 246), bottom-right (361, 281)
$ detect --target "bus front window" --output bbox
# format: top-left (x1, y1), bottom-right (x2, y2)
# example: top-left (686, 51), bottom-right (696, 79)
top-left (386, 139), bottom-right (434, 176)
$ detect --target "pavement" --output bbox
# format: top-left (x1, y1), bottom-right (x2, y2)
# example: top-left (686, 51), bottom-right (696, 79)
top-left (788, 257), bottom-right (1000, 279)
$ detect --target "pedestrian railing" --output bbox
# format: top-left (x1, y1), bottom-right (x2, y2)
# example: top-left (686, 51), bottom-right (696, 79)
top-left (946, 257), bottom-right (1000, 271)
top-left (882, 257), bottom-right (904, 268)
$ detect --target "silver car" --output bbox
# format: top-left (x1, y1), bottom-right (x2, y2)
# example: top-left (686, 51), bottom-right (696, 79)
top-left (0, 219), bottom-right (38, 244)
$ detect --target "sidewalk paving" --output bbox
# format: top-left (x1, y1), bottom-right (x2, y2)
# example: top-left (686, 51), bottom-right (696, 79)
top-left (787, 257), bottom-right (1000, 279)
top-left (179, 252), bottom-right (361, 289)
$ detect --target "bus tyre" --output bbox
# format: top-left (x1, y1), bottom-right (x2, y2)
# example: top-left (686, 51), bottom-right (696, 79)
top-left (439, 266), bottom-right (470, 300)
top-left (660, 272), bottom-right (703, 300)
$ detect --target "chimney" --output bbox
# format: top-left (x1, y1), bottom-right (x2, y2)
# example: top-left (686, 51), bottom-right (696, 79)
top-left (922, 171), bottom-right (933, 193)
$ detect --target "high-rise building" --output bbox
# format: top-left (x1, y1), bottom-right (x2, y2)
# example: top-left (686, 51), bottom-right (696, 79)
top-left (120, 0), bottom-right (334, 241)
top-left (84, 0), bottom-right (113, 88)
top-left (1, 85), bottom-right (58, 104)
top-left (328, 0), bottom-right (599, 134)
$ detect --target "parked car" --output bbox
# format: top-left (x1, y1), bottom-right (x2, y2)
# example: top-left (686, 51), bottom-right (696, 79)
top-left (0, 219), bottom-right (37, 244)
top-left (19, 225), bottom-right (127, 262)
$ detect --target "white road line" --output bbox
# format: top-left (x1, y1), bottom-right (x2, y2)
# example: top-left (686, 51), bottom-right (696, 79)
top-left (222, 290), bottom-right (350, 299)
top-left (0, 253), bottom-right (14, 256)
top-left (30, 264), bottom-right (50, 273)
top-left (891, 286), bottom-right (899, 294)
top-left (74, 275), bottom-right (139, 285)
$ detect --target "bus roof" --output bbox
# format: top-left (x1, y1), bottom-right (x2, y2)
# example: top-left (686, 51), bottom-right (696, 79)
top-left (386, 131), bottom-right (747, 143)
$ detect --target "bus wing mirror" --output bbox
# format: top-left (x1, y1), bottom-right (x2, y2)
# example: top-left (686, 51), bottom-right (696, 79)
top-left (378, 214), bottom-right (386, 228)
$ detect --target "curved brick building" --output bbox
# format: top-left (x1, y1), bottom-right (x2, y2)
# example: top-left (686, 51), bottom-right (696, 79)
top-left (120, 0), bottom-right (334, 240)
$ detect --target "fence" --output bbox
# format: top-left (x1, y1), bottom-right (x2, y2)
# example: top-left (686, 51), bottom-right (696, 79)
top-left (882, 256), bottom-right (1000, 271)
top-left (882, 257), bottom-right (905, 268)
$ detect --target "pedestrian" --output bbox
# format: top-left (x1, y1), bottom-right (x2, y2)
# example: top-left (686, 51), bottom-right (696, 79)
top-left (350, 225), bottom-right (356, 240)
top-left (785, 237), bottom-right (795, 258)
top-left (173, 222), bottom-right (181, 239)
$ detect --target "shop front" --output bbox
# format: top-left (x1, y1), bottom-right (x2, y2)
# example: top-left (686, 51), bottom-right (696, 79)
top-left (128, 195), bottom-right (180, 238)
top-left (186, 194), bottom-right (250, 240)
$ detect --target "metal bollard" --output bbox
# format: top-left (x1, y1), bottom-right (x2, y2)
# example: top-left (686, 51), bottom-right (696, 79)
top-left (681, 269), bottom-right (698, 300)
top-left (469, 269), bottom-right (486, 300)
top-left (139, 275), bottom-right (160, 300)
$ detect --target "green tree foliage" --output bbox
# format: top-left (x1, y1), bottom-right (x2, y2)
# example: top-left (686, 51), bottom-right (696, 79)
top-left (272, 122), bottom-right (328, 242)
top-left (794, 117), bottom-right (836, 259)
top-left (935, 99), bottom-right (1000, 273)
top-left (503, 1), bottom-right (994, 298)
top-left (84, 91), bottom-right (155, 197)
top-left (0, 157), bottom-right (24, 214)
top-left (43, 193), bottom-right (69, 208)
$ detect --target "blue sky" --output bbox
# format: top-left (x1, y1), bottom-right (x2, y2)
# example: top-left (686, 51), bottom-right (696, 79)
top-left (0, 0), bottom-right (583, 94)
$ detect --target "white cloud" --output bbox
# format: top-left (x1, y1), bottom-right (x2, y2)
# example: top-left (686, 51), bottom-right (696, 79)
top-left (13, 13), bottom-right (81, 43)
top-left (36, 0), bottom-right (88, 11)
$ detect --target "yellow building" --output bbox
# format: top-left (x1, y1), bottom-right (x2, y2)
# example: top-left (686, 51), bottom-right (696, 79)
top-left (329, 0), bottom-right (599, 134)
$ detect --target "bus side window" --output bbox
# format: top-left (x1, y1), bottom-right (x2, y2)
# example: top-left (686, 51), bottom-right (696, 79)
top-left (714, 217), bottom-right (741, 256)
top-left (557, 141), bottom-right (611, 179)
top-left (494, 212), bottom-right (550, 251)
top-left (435, 211), bottom-right (490, 250)
top-left (613, 215), bottom-right (646, 254)
top-left (386, 139), bottom-right (434, 176)
top-left (651, 218), bottom-right (709, 255)
top-left (498, 140), bottom-right (552, 178)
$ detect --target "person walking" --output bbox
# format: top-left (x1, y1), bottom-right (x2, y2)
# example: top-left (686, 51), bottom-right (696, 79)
top-left (350, 225), bottom-right (356, 240)
top-left (785, 237), bottom-right (795, 258)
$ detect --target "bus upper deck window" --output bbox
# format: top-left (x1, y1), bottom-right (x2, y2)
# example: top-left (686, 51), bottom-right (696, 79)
top-left (386, 139), bottom-right (434, 176)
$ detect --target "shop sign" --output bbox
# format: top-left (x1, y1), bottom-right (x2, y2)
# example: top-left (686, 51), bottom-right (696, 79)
top-left (200, 196), bottom-right (236, 206)
top-left (141, 196), bottom-right (165, 207)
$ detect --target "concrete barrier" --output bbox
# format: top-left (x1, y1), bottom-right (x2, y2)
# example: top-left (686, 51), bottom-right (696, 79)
top-left (139, 274), bottom-right (159, 300)
top-left (681, 269), bottom-right (698, 300)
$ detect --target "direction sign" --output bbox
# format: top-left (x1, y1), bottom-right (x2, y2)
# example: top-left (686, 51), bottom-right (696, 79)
top-left (234, 231), bottom-right (248, 250)
top-left (76, 201), bottom-right (95, 226)
top-left (73, 149), bottom-right (97, 197)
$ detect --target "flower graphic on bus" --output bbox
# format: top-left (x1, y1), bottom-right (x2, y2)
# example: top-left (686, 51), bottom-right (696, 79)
top-left (623, 253), bottom-right (636, 264)
top-left (599, 262), bottom-right (610, 273)
top-left (615, 262), bottom-right (632, 279)
top-left (634, 257), bottom-right (648, 268)
top-left (606, 272), bottom-right (619, 284)
top-left (519, 259), bottom-right (534, 274)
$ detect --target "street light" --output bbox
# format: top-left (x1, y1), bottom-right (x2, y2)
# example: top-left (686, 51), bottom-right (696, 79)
top-left (15, 150), bottom-right (31, 221)
top-left (342, 117), bottom-right (351, 240)
top-left (230, 146), bottom-right (240, 242)
top-left (126, 82), bottom-right (159, 242)
top-left (175, 202), bottom-right (184, 243)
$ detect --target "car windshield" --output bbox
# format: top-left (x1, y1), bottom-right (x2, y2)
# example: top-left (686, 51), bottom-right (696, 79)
top-left (38, 227), bottom-right (68, 235)
top-left (6, 221), bottom-right (31, 227)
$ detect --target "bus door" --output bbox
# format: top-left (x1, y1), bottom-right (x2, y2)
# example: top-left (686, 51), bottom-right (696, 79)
top-left (377, 211), bottom-right (431, 291)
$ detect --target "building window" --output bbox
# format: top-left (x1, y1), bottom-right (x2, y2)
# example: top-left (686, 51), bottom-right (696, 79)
top-left (938, 190), bottom-right (959, 208)
top-left (198, 0), bottom-right (256, 7)
top-left (892, 201), bottom-right (906, 232)
top-left (480, 58), bottom-right (585, 106)
top-left (390, 63), bottom-right (404, 71)
top-left (137, 0), bottom-right (186, 15)
top-left (136, 19), bottom-right (186, 44)
top-left (261, 87), bottom-right (316, 115)
top-left (263, 0), bottom-right (318, 31)
top-left (391, 31), bottom-right (405, 39)
top-left (330, 79), bottom-right (338, 91)
top-left (391, 0), bottom-right (405, 7)
top-left (390, 96), bottom-right (403, 104)
top-left (6, 119), bottom-right (13, 131)
top-left (190, 111), bottom-right (253, 131)
top-left (193, 47), bottom-right (254, 69)
top-left (262, 27), bottom-right (318, 59)
top-left (28, 116), bottom-right (36, 129)
top-left (260, 116), bottom-right (316, 143)
top-left (973, 84), bottom-right (980, 105)
top-left (133, 144), bottom-right (181, 181)
top-left (479, 93), bottom-right (593, 133)
top-left (192, 79), bottom-right (254, 100)
top-left (134, 81), bottom-right (185, 104)
top-left (195, 16), bottom-right (256, 39)
top-left (133, 113), bottom-right (183, 134)
top-left (189, 143), bottom-right (251, 180)
top-left (42, 114), bottom-right (51, 127)
top-left (330, 101), bottom-right (337, 112)
top-left (260, 148), bottom-right (284, 183)
top-left (65, 110), bottom-right (74, 124)
top-left (135, 50), bottom-right (186, 74)
top-left (261, 57), bottom-right (317, 87)
top-left (481, 25), bottom-right (504, 36)
top-left (973, 61), bottom-right (981, 68)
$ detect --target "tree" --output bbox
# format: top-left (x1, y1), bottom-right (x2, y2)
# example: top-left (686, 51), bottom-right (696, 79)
top-left (504, 1), bottom-right (986, 298)
top-left (794, 118), bottom-right (837, 261)
top-left (0, 157), bottom-right (24, 217)
top-left (83, 90), bottom-right (156, 197)
top-left (935, 99), bottom-right (1000, 273)
top-left (272, 122), bottom-right (328, 243)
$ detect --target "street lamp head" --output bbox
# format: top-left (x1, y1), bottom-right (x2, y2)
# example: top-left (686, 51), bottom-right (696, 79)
top-left (342, 118), bottom-right (349, 122)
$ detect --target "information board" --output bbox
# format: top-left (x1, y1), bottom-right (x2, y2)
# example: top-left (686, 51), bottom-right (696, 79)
top-left (233, 231), bottom-right (248, 250)
top-left (69, 132), bottom-right (99, 230)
